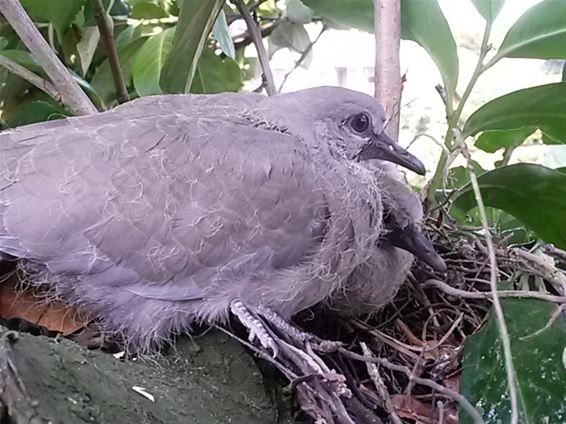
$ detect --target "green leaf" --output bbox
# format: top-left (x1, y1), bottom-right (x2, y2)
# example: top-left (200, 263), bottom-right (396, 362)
top-left (557, 167), bottom-right (566, 174)
top-left (286, 0), bottom-right (313, 24)
top-left (268, 21), bottom-right (312, 66)
top-left (212, 10), bottom-right (236, 59)
top-left (301, 0), bottom-right (458, 97)
top-left (128, 0), bottom-right (169, 19)
top-left (471, 0), bottom-right (505, 23)
top-left (77, 26), bottom-right (100, 76)
top-left (0, 50), bottom-right (43, 73)
top-left (447, 162), bottom-right (486, 190)
top-left (400, 0), bottom-right (459, 97)
top-left (300, 0), bottom-right (372, 31)
top-left (464, 82), bottom-right (566, 144)
top-left (495, 0), bottom-right (566, 60)
top-left (475, 128), bottom-right (535, 153)
top-left (461, 298), bottom-right (566, 424)
top-left (452, 163), bottom-right (566, 249)
top-left (5, 98), bottom-right (68, 128)
top-left (160, 0), bottom-right (224, 94)
top-left (190, 49), bottom-right (242, 94)
top-left (543, 132), bottom-right (562, 145)
top-left (21, 0), bottom-right (86, 36)
top-left (133, 28), bottom-right (174, 96)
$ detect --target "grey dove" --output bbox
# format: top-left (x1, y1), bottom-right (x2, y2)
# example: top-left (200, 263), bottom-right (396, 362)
top-left (328, 171), bottom-right (446, 316)
top-left (0, 86), bottom-right (429, 351)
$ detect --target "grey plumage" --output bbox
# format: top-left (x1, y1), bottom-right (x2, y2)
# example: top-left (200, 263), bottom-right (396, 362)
top-left (0, 87), bottom-right (429, 350)
top-left (329, 168), bottom-right (446, 316)
top-left (328, 172), bottom-right (421, 315)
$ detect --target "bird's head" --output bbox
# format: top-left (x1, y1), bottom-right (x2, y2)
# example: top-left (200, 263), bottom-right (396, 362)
top-left (251, 86), bottom-right (426, 175)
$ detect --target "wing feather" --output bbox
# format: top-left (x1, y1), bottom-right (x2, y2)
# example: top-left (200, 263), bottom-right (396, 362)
top-left (0, 95), bottom-right (327, 293)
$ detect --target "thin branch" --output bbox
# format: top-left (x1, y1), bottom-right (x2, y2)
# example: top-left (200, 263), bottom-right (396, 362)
top-left (360, 342), bottom-right (403, 424)
top-left (510, 248), bottom-right (566, 294)
top-left (338, 347), bottom-right (485, 424)
top-left (91, 0), bottom-right (129, 104)
top-left (233, 19), bottom-right (282, 50)
top-left (406, 132), bottom-right (450, 154)
top-left (0, 0), bottom-right (97, 115)
top-left (278, 25), bottom-right (327, 93)
top-left (456, 131), bottom-right (519, 424)
top-left (231, 0), bottom-right (276, 96)
top-left (374, 0), bottom-right (401, 139)
top-left (0, 55), bottom-right (60, 101)
top-left (423, 279), bottom-right (566, 304)
top-left (425, 20), bottom-right (492, 208)
top-left (544, 244), bottom-right (566, 263)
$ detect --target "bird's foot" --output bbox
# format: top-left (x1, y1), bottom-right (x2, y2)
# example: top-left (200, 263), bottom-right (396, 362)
top-left (228, 300), bottom-right (353, 424)
top-left (230, 300), bottom-right (278, 356)
top-left (256, 305), bottom-right (343, 353)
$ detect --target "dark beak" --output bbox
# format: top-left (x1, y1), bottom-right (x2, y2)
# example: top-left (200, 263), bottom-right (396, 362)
top-left (358, 132), bottom-right (426, 175)
top-left (389, 223), bottom-right (447, 272)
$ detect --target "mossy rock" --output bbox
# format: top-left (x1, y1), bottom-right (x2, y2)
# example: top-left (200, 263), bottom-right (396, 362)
top-left (0, 326), bottom-right (293, 424)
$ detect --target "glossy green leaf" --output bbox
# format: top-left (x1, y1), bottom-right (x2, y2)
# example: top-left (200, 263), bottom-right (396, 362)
top-left (212, 10), bottom-right (236, 59)
top-left (301, 0), bottom-right (458, 96)
top-left (402, 0), bottom-right (459, 96)
top-left (543, 132), bottom-right (562, 145)
top-left (133, 28), bottom-right (174, 96)
top-left (446, 162), bottom-right (486, 191)
top-left (461, 298), bottom-right (566, 424)
top-left (475, 128), bottom-right (535, 153)
top-left (160, 0), bottom-right (224, 94)
top-left (21, 0), bottom-right (86, 36)
top-left (190, 49), bottom-right (242, 94)
top-left (471, 0), bottom-right (505, 23)
top-left (495, 0), bottom-right (566, 60)
top-left (464, 82), bottom-right (566, 144)
top-left (453, 163), bottom-right (566, 249)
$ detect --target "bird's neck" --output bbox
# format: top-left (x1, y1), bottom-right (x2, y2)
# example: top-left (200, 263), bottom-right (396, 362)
top-left (311, 137), bottom-right (384, 268)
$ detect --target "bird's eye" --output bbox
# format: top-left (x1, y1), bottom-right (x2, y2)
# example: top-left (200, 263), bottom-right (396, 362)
top-left (350, 113), bottom-right (371, 134)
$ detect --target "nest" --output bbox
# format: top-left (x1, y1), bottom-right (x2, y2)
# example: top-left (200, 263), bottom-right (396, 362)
top-left (231, 208), bottom-right (566, 424)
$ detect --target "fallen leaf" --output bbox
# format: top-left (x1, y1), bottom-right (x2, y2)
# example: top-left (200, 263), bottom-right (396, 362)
top-left (392, 395), bottom-right (458, 424)
top-left (0, 277), bottom-right (87, 335)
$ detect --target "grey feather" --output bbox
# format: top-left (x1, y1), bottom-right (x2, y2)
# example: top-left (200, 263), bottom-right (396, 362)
top-left (0, 87), bottom-right (427, 350)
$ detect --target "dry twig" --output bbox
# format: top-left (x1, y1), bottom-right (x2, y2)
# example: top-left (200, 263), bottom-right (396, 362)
top-left (456, 130), bottom-right (519, 424)
top-left (0, 55), bottom-right (61, 102)
top-left (91, 0), bottom-right (129, 104)
top-left (0, 0), bottom-right (97, 115)
top-left (231, 0), bottom-right (276, 96)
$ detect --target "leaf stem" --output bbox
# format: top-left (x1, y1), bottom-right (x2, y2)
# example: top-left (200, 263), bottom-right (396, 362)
top-left (457, 133), bottom-right (519, 424)
top-left (91, 0), bottom-right (129, 104)
top-left (0, 55), bottom-right (61, 102)
top-left (278, 25), bottom-right (327, 93)
top-left (0, 0), bottom-right (97, 115)
top-left (232, 0), bottom-right (276, 96)
top-left (425, 20), bottom-right (492, 207)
